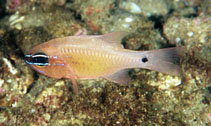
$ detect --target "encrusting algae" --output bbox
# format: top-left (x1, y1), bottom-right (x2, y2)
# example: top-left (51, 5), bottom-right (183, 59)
top-left (0, 0), bottom-right (210, 125)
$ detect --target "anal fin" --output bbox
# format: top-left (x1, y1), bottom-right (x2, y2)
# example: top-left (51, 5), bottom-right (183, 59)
top-left (104, 69), bottom-right (131, 85)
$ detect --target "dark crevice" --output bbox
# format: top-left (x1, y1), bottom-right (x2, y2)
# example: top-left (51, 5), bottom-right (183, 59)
top-left (0, 9), bottom-right (8, 19)
top-left (148, 16), bottom-right (164, 30)
top-left (147, 15), bottom-right (170, 47)
top-left (66, 0), bottom-right (74, 3)
top-left (0, 31), bottom-right (25, 69)
top-left (100, 91), bottom-right (106, 104)
top-left (208, 86), bottom-right (211, 94)
top-left (67, 6), bottom-right (84, 23)
top-left (72, 10), bottom-right (83, 22)
top-left (26, 73), bottom-right (39, 94)
top-left (183, 6), bottom-right (198, 18)
top-left (0, 0), bottom-right (8, 19)
top-left (8, 31), bottom-right (25, 58)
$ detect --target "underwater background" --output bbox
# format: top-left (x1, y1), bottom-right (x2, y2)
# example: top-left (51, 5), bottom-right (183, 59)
top-left (0, 0), bottom-right (210, 125)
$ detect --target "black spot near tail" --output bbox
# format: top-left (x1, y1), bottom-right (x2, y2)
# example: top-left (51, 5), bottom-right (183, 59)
top-left (142, 57), bottom-right (148, 63)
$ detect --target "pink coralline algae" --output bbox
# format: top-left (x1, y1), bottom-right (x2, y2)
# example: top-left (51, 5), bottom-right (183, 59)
top-left (0, 88), bottom-right (5, 94)
top-left (8, 0), bottom-right (22, 10)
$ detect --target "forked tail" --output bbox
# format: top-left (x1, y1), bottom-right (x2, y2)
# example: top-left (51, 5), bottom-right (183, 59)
top-left (140, 47), bottom-right (184, 76)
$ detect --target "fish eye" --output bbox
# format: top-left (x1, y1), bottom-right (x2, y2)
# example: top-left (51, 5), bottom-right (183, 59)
top-left (25, 52), bottom-right (49, 66)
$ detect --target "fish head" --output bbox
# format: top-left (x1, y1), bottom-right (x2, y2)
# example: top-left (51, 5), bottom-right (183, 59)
top-left (25, 43), bottom-right (66, 79)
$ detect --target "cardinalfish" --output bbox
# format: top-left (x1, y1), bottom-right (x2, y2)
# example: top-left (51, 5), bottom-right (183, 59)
top-left (25, 32), bottom-right (183, 93)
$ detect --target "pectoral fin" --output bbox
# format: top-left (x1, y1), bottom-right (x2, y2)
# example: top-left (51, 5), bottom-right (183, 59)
top-left (104, 69), bottom-right (131, 85)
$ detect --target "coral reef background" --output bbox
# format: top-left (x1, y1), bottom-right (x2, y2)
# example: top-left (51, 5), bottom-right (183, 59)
top-left (0, 0), bottom-right (210, 125)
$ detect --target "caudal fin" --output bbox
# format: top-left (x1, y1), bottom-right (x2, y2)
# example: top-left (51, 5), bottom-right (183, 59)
top-left (141, 47), bottom-right (184, 76)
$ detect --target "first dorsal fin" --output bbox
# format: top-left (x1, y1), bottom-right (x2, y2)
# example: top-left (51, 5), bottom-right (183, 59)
top-left (98, 32), bottom-right (130, 48)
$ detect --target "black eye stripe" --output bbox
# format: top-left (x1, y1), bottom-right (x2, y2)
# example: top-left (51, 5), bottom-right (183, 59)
top-left (25, 52), bottom-right (49, 66)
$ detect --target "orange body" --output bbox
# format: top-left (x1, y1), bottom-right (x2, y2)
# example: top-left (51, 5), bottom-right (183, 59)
top-left (25, 32), bottom-right (182, 93)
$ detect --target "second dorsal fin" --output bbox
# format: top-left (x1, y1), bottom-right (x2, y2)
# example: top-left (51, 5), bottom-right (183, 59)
top-left (98, 32), bottom-right (130, 48)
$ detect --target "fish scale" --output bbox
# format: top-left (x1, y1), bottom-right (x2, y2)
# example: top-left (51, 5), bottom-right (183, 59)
top-left (63, 47), bottom-right (123, 78)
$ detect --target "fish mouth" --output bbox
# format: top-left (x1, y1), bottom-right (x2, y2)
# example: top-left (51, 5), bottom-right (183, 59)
top-left (25, 53), bottom-right (33, 65)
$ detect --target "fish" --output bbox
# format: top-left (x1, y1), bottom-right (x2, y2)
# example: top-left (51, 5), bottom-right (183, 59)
top-left (25, 32), bottom-right (183, 93)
